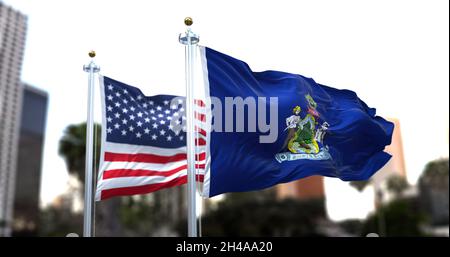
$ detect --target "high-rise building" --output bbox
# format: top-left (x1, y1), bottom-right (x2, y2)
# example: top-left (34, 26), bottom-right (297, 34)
top-left (276, 176), bottom-right (324, 200)
top-left (13, 84), bottom-right (48, 236)
top-left (0, 2), bottom-right (27, 236)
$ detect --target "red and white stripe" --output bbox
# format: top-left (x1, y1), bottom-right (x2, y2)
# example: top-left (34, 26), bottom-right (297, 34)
top-left (95, 76), bottom-right (208, 201)
top-left (95, 142), bottom-right (206, 201)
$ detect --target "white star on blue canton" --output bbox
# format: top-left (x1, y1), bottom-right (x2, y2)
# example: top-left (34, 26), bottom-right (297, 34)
top-left (104, 82), bottom-right (191, 148)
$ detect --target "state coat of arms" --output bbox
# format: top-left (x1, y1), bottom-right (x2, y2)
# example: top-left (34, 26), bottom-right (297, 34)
top-left (275, 94), bottom-right (331, 163)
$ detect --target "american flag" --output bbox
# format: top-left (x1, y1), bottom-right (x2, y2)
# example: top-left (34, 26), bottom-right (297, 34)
top-left (95, 76), bottom-right (206, 201)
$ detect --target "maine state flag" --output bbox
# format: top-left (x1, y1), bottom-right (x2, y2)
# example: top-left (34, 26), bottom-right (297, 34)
top-left (199, 46), bottom-right (394, 198)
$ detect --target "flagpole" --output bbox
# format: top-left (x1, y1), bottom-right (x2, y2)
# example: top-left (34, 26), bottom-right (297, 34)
top-left (82, 51), bottom-right (100, 237)
top-left (179, 17), bottom-right (199, 237)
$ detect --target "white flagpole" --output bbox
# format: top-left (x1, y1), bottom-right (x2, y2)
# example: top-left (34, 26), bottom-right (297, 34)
top-left (179, 17), bottom-right (199, 237)
top-left (82, 51), bottom-right (100, 237)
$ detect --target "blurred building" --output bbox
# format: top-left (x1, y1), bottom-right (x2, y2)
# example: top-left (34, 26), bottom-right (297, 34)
top-left (0, 2), bottom-right (27, 237)
top-left (12, 84), bottom-right (48, 236)
top-left (276, 176), bottom-right (324, 200)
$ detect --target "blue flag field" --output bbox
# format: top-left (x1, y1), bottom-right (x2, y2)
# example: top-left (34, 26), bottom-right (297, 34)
top-left (200, 46), bottom-right (394, 197)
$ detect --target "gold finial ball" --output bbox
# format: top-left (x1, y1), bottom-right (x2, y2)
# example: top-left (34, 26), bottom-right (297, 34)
top-left (184, 17), bottom-right (193, 26)
top-left (88, 50), bottom-right (96, 58)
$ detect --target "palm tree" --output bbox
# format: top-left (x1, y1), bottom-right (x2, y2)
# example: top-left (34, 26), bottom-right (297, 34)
top-left (386, 175), bottom-right (409, 197)
top-left (58, 122), bottom-right (122, 236)
top-left (349, 180), bottom-right (371, 192)
top-left (58, 122), bottom-right (101, 182)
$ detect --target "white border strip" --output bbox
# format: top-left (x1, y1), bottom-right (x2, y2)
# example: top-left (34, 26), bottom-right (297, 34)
top-left (102, 141), bottom-right (205, 156)
top-left (102, 159), bottom-right (206, 172)
top-left (199, 46), bottom-right (212, 198)
top-left (98, 169), bottom-right (189, 191)
top-left (95, 75), bottom-right (107, 201)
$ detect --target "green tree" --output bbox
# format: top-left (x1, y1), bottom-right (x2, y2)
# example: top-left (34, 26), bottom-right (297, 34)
top-left (419, 158), bottom-right (449, 190)
top-left (338, 219), bottom-right (364, 235)
top-left (386, 175), bottom-right (409, 197)
top-left (349, 180), bottom-right (371, 192)
top-left (181, 190), bottom-right (326, 236)
top-left (361, 197), bottom-right (427, 236)
top-left (58, 122), bottom-right (101, 182)
top-left (418, 158), bottom-right (449, 225)
top-left (39, 205), bottom-right (83, 237)
top-left (58, 122), bottom-right (123, 236)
